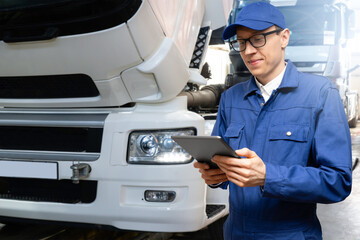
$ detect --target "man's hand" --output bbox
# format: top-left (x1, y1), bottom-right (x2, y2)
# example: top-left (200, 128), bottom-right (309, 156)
top-left (212, 148), bottom-right (266, 188)
top-left (193, 161), bottom-right (228, 185)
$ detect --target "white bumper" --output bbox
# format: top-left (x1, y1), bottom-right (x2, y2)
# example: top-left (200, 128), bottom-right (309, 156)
top-left (0, 97), bottom-right (228, 232)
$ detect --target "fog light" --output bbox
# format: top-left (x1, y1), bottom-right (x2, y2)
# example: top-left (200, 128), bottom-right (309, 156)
top-left (144, 190), bottom-right (176, 202)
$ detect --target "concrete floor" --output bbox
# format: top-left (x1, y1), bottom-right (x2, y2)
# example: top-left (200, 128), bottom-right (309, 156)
top-left (317, 126), bottom-right (360, 240)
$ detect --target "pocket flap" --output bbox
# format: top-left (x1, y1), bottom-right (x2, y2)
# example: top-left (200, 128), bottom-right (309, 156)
top-left (269, 125), bottom-right (309, 142)
top-left (224, 123), bottom-right (245, 138)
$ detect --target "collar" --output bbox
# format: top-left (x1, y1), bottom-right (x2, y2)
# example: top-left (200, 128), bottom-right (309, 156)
top-left (254, 64), bottom-right (286, 101)
top-left (244, 60), bottom-right (299, 99)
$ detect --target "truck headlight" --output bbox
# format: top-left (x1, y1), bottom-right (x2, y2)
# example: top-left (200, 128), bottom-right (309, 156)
top-left (127, 128), bottom-right (195, 164)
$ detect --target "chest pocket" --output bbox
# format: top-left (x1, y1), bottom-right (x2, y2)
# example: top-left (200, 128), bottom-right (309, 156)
top-left (269, 125), bottom-right (309, 142)
top-left (224, 123), bottom-right (245, 150)
top-left (268, 124), bottom-right (310, 166)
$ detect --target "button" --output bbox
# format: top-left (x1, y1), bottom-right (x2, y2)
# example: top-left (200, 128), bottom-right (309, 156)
top-left (260, 103), bottom-right (264, 106)
top-left (286, 131), bottom-right (292, 136)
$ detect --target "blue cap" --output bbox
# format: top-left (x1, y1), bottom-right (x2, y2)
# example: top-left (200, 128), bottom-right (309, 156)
top-left (223, 2), bottom-right (286, 40)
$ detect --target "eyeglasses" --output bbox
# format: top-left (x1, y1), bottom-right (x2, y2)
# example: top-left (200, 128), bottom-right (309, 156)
top-left (229, 29), bottom-right (282, 52)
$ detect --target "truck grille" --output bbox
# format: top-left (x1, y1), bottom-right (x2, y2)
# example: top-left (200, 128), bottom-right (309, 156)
top-left (0, 74), bottom-right (99, 98)
top-left (0, 112), bottom-right (107, 161)
top-left (0, 177), bottom-right (97, 203)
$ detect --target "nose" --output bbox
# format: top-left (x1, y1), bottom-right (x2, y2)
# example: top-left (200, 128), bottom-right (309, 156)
top-left (243, 40), bottom-right (257, 55)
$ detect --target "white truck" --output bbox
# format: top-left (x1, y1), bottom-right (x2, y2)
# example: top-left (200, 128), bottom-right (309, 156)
top-left (227, 0), bottom-right (359, 127)
top-left (0, 0), bottom-right (231, 237)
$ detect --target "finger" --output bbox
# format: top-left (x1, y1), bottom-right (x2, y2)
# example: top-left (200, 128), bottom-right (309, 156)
top-left (199, 168), bottom-right (224, 177)
top-left (212, 155), bottom-right (246, 168)
top-left (193, 161), bottom-right (210, 170)
top-left (202, 172), bottom-right (227, 182)
top-left (205, 177), bottom-right (228, 185)
top-left (227, 177), bottom-right (246, 188)
top-left (199, 168), bottom-right (228, 185)
top-left (226, 168), bottom-right (250, 180)
top-left (226, 168), bottom-right (265, 187)
top-left (203, 174), bottom-right (228, 185)
top-left (225, 169), bottom-right (254, 187)
top-left (216, 163), bottom-right (232, 175)
top-left (227, 176), bottom-right (258, 188)
top-left (212, 155), bottom-right (236, 165)
top-left (212, 157), bottom-right (245, 173)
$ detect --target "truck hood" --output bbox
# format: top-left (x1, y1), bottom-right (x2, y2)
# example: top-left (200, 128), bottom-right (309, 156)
top-left (0, 0), bottom-right (205, 108)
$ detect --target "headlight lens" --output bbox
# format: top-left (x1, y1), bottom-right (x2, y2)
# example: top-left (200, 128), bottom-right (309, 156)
top-left (127, 128), bottom-right (195, 164)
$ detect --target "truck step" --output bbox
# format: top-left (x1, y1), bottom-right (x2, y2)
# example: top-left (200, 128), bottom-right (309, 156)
top-left (206, 204), bottom-right (226, 218)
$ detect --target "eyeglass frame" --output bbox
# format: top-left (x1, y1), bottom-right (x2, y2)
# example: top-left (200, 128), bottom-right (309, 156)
top-left (228, 29), bottom-right (283, 52)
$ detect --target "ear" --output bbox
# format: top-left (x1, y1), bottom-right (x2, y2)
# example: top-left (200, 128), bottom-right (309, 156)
top-left (280, 28), bottom-right (290, 49)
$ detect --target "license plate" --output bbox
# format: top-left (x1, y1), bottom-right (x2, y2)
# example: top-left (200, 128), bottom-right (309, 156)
top-left (0, 160), bottom-right (58, 179)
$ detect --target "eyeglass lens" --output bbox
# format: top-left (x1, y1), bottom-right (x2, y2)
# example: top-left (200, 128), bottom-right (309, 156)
top-left (238, 35), bottom-right (265, 51)
top-left (231, 34), bottom-right (266, 52)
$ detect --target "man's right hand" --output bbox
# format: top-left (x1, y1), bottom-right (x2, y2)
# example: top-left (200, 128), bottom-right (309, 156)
top-left (193, 161), bottom-right (228, 185)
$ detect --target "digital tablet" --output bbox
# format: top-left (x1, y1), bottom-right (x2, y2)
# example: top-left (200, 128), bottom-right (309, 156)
top-left (171, 135), bottom-right (239, 169)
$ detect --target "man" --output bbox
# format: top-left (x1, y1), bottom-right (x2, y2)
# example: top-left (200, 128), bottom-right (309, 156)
top-left (194, 2), bottom-right (352, 239)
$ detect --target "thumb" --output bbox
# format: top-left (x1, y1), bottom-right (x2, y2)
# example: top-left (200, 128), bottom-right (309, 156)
top-left (235, 148), bottom-right (257, 158)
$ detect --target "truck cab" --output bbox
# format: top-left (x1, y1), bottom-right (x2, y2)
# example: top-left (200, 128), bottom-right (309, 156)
top-left (0, 0), bottom-right (230, 235)
top-left (279, 0), bottom-right (359, 127)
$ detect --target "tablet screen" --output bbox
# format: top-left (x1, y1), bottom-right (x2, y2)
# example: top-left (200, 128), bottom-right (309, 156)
top-left (171, 135), bottom-right (239, 168)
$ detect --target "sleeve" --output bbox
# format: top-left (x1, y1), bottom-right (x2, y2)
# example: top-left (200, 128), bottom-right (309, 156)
top-left (210, 92), bottom-right (229, 190)
top-left (263, 85), bottom-right (352, 203)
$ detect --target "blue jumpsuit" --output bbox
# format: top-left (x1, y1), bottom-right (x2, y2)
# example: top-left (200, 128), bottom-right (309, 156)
top-left (212, 61), bottom-right (352, 239)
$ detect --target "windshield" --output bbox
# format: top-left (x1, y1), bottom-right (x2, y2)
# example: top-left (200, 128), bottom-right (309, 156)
top-left (0, 0), bottom-right (69, 9)
top-left (0, 0), bottom-right (141, 42)
top-left (279, 5), bottom-right (337, 46)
